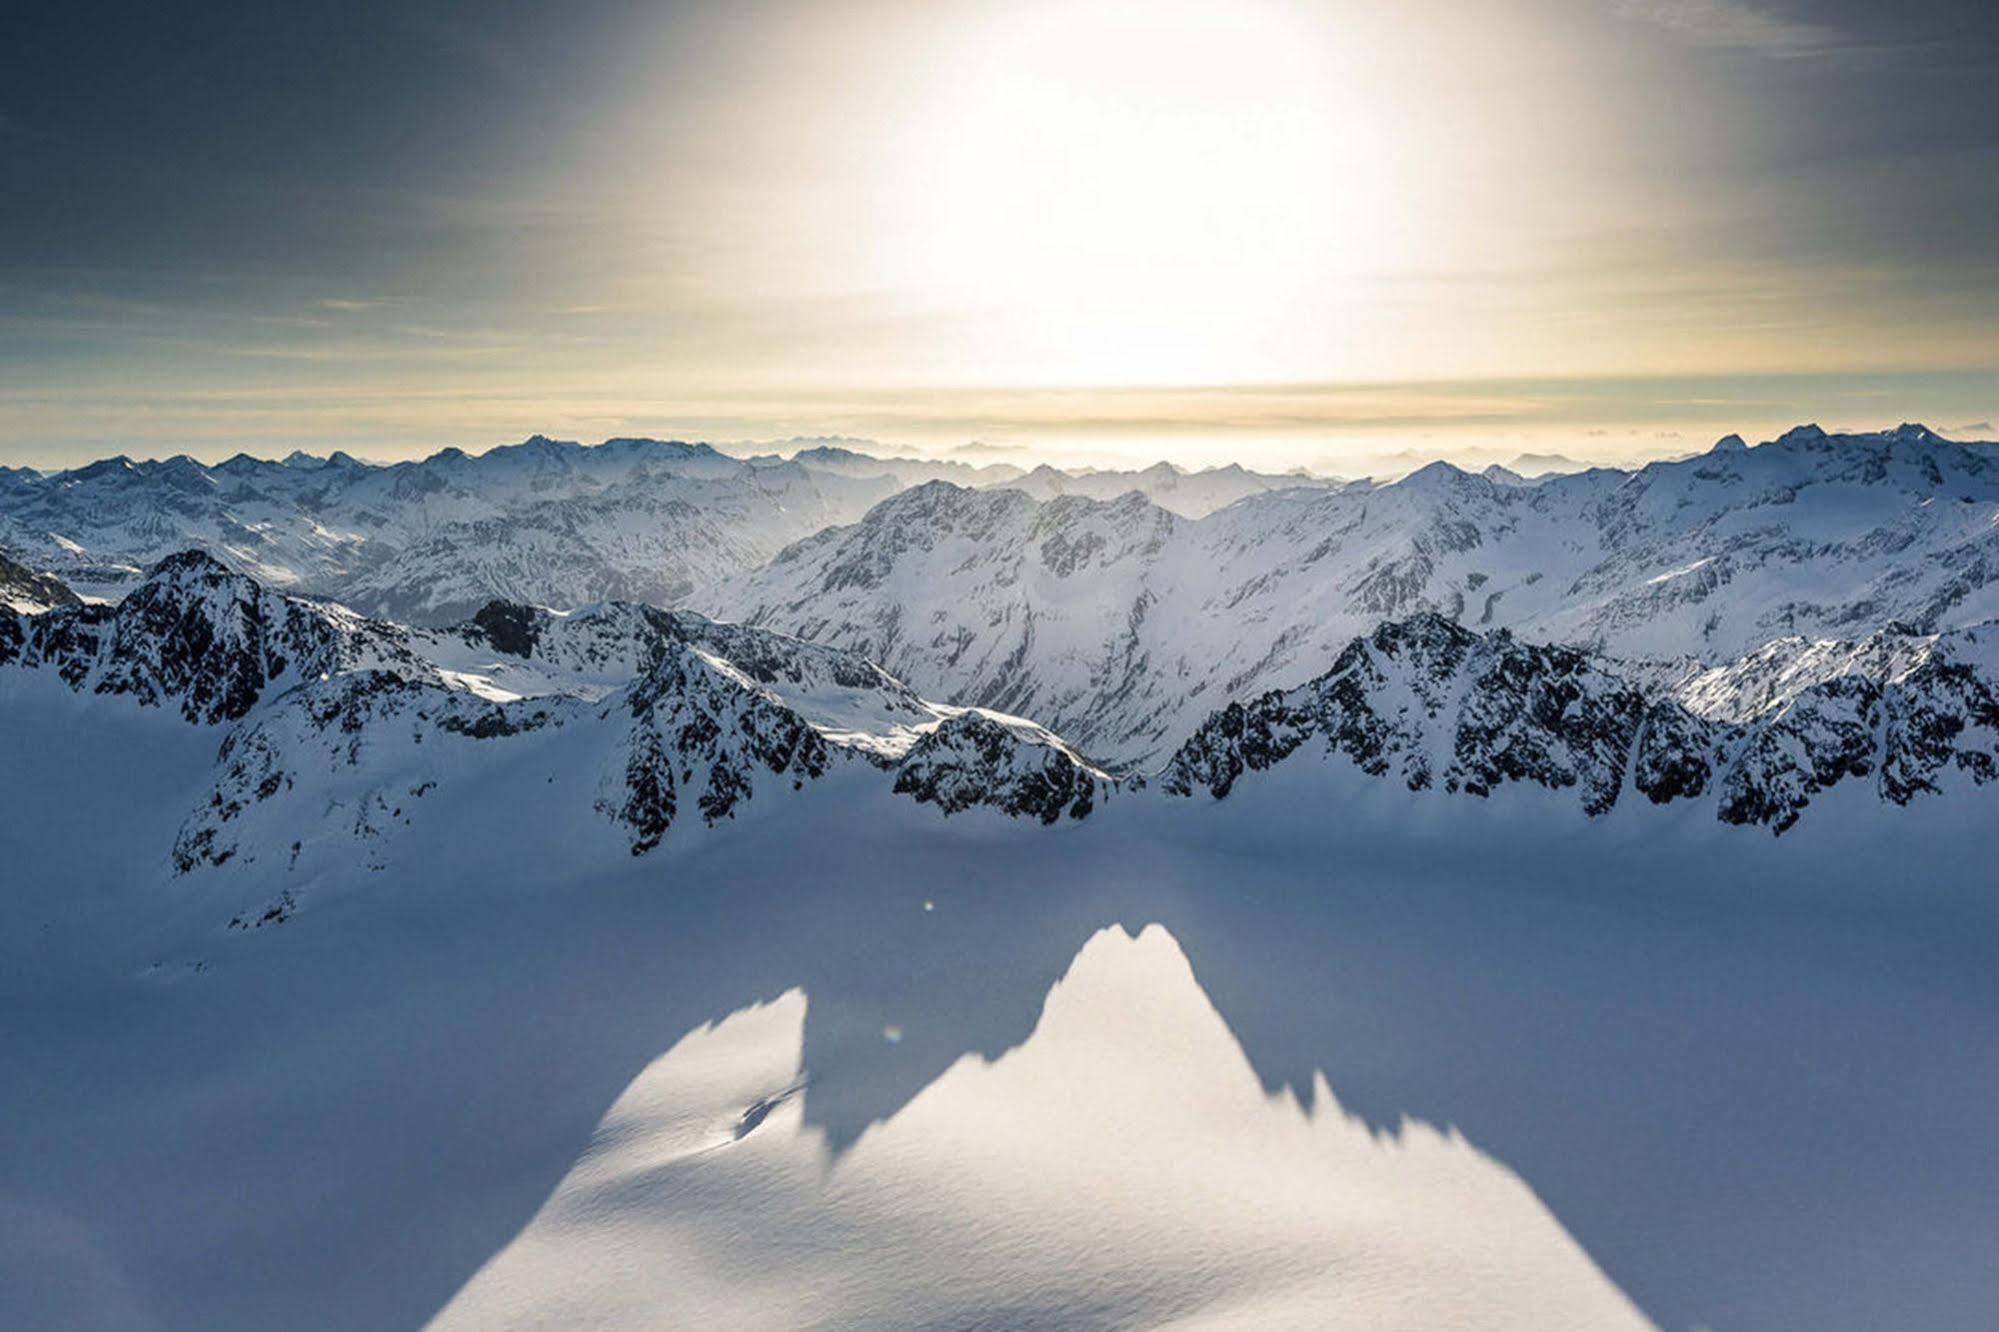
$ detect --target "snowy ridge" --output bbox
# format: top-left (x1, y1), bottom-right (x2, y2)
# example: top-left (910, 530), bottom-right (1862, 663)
top-left (599, 639), bottom-right (837, 855)
top-left (172, 670), bottom-right (570, 875)
top-left (8, 546), bottom-right (1998, 890)
top-left (711, 422), bottom-right (1999, 766)
top-left (990, 459), bottom-right (1344, 518)
top-left (1160, 613), bottom-right (1999, 833)
top-left (0, 548), bottom-right (81, 614)
top-left (0, 549), bottom-right (427, 724)
top-left (1, 553), bottom-right (1111, 875)
top-left (894, 709), bottom-right (1111, 824)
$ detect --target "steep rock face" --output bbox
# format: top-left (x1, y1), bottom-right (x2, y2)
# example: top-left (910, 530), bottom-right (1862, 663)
top-left (13, 549), bottom-right (1999, 892)
top-left (599, 643), bottom-right (835, 855)
top-left (892, 711), bottom-right (1108, 824)
top-left (1160, 616), bottom-right (1999, 834)
top-left (0, 550), bottom-right (422, 723)
top-left (1159, 616), bottom-right (1647, 816)
top-left (0, 550), bottom-right (82, 614)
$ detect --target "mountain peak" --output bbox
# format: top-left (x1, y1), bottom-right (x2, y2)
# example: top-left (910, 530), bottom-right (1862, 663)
top-left (145, 547), bottom-right (235, 580)
top-left (1776, 424), bottom-right (1828, 445)
top-left (70, 455), bottom-right (135, 480)
top-left (1397, 459), bottom-right (1475, 492)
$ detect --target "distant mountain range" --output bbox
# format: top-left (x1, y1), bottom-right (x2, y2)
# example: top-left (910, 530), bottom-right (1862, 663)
top-left (0, 436), bottom-right (1350, 622)
top-left (710, 424), bottom-right (1999, 763)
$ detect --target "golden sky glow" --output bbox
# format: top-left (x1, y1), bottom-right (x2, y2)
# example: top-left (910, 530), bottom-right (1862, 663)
top-left (4, 0), bottom-right (1997, 467)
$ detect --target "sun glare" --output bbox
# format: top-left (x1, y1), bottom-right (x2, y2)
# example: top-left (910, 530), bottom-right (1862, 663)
top-left (862, 1), bottom-right (1413, 386)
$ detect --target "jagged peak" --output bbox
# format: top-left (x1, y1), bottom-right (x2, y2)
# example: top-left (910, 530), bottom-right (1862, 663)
top-left (860, 478), bottom-right (1021, 525)
top-left (894, 709), bottom-right (1107, 824)
top-left (143, 547), bottom-right (237, 581)
top-left (1775, 423), bottom-right (1828, 445)
top-left (469, 599), bottom-right (541, 658)
top-left (1395, 459), bottom-right (1478, 492)
top-left (787, 443), bottom-right (873, 463)
top-left (603, 437), bottom-right (718, 458)
top-left (1710, 433), bottom-right (1748, 453)
top-left (68, 455), bottom-right (136, 480)
top-left (1364, 609), bottom-right (1479, 656)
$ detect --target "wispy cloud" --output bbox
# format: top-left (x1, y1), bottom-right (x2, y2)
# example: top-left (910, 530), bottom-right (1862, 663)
top-left (1608, 0), bottom-right (1841, 57)
top-left (318, 297), bottom-right (405, 313)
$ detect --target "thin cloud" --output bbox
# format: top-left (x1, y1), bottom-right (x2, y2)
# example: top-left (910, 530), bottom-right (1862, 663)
top-left (318, 297), bottom-right (406, 313)
top-left (1608, 0), bottom-right (1842, 57)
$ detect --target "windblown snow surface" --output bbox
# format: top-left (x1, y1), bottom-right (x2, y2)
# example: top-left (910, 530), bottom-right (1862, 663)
top-left (3, 674), bottom-right (1995, 1331)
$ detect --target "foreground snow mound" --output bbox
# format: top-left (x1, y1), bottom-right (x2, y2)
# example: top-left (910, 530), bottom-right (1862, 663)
top-left (1159, 614), bottom-right (1999, 833)
top-left (437, 926), bottom-right (1646, 1332)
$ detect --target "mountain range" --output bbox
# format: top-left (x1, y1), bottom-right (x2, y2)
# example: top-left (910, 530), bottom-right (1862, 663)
top-left (7, 425), bottom-right (1996, 1332)
top-left (711, 423), bottom-right (1999, 763)
top-left (6, 546), bottom-right (1994, 921)
top-left (0, 436), bottom-right (899, 622)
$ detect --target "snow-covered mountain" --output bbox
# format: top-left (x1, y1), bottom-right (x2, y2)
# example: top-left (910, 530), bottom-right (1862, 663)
top-left (1160, 612), bottom-right (1999, 834)
top-left (0, 548), bottom-right (80, 613)
top-left (0, 436), bottom-right (902, 622)
top-left (6, 546), bottom-right (1996, 1332)
top-left (708, 423), bottom-right (1999, 765)
top-left (989, 460), bottom-right (1343, 518)
top-left (0, 552), bottom-right (1107, 881)
top-left (7, 548), bottom-right (1995, 908)
top-left (744, 441), bottom-right (1026, 489)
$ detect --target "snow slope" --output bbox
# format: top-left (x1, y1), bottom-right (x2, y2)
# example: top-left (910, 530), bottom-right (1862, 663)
top-left (4, 548), bottom-right (1997, 1330)
top-left (1, 717), bottom-right (1993, 1331)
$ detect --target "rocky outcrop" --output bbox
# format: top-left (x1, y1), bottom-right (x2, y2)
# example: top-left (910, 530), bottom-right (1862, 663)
top-left (1161, 616), bottom-right (1999, 834)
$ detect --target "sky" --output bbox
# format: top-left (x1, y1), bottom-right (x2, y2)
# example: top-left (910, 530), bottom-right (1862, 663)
top-left (4, 0), bottom-right (1998, 471)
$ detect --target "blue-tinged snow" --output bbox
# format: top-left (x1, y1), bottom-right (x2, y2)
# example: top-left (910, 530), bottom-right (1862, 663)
top-left (2, 710), bottom-right (1994, 1331)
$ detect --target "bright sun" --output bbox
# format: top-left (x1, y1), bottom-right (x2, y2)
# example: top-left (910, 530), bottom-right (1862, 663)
top-left (861, 0), bottom-right (1416, 387)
